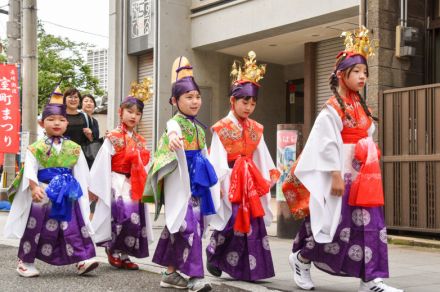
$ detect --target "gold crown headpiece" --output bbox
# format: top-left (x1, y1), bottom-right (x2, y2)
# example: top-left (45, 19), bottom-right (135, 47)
top-left (230, 51), bottom-right (266, 85)
top-left (340, 26), bottom-right (378, 59)
top-left (49, 85), bottom-right (64, 105)
top-left (128, 77), bottom-right (154, 103)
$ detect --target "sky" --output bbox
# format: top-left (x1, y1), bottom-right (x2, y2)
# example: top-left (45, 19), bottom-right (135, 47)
top-left (0, 0), bottom-right (109, 49)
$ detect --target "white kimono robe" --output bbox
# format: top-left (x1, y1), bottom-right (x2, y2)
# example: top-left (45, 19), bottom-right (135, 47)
top-left (148, 119), bottom-right (220, 234)
top-left (3, 143), bottom-right (93, 239)
top-left (294, 105), bottom-right (375, 243)
top-left (206, 112), bottom-right (277, 231)
top-left (89, 134), bottom-right (154, 244)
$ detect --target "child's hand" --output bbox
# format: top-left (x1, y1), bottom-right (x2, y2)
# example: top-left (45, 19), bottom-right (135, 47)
top-left (31, 186), bottom-right (45, 202)
top-left (330, 171), bottom-right (344, 197)
top-left (168, 132), bottom-right (184, 152)
top-left (88, 191), bottom-right (98, 202)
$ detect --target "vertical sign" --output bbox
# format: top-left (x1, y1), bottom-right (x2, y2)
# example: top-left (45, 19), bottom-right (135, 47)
top-left (276, 126), bottom-right (298, 201)
top-left (130, 0), bottom-right (152, 38)
top-left (0, 64), bottom-right (20, 153)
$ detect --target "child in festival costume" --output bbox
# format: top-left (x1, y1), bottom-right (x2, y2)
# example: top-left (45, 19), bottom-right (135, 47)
top-left (284, 27), bottom-right (403, 292)
top-left (4, 86), bottom-right (98, 277)
top-left (205, 51), bottom-right (280, 281)
top-left (90, 78), bottom-right (154, 270)
top-left (144, 56), bottom-right (218, 291)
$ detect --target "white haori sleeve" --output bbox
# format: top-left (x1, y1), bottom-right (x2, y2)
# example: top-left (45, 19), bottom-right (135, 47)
top-left (143, 154), bottom-right (154, 244)
top-left (162, 119), bottom-right (192, 234)
top-left (294, 105), bottom-right (344, 243)
top-left (3, 150), bottom-right (38, 239)
top-left (73, 150), bottom-right (94, 235)
top-left (205, 132), bottom-right (232, 231)
top-left (252, 134), bottom-right (276, 227)
top-left (89, 138), bottom-right (114, 243)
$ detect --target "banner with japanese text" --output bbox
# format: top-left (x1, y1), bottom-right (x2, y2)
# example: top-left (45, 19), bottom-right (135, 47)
top-left (0, 64), bottom-right (20, 153)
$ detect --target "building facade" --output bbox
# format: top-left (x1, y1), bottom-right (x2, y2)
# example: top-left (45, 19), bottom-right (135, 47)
top-left (86, 48), bottom-right (109, 92)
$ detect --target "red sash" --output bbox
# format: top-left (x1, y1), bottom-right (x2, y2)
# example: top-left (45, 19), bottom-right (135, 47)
top-left (348, 137), bottom-right (384, 207)
top-left (228, 156), bottom-right (271, 233)
top-left (341, 128), bottom-right (368, 144)
top-left (109, 129), bottom-right (150, 200)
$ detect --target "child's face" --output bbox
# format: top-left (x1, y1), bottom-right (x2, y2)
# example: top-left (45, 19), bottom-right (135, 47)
top-left (341, 64), bottom-right (368, 92)
top-left (119, 105), bottom-right (142, 130)
top-left (174, 90), bottom-right (201, 116)
top-left (231, 96), bottom-right (256, 119)
top-left (41, 115), bottom-right (68, 137)
top-left (65, 93), bottom-right (80, 111)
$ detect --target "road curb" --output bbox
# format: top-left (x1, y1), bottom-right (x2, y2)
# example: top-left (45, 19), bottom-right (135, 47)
top-left (388, 235), bottom-right (440, 249)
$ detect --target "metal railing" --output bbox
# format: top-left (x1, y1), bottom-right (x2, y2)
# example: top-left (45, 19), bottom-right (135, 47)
top-left (380, 83), bottom-right (440, 234)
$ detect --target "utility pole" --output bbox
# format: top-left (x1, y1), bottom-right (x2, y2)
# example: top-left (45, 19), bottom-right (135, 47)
top-left (3, 0), bottom-right (21, 187)
top-left (22, 0), bottom-right (38, 143)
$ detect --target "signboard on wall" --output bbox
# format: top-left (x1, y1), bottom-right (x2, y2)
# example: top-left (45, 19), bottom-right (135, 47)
top-left (130, 0), bottom-right (152, 39)
top-left (0, 64), bottom-right (20, 154)
top-left (275, 126), bottom-right (298, 201)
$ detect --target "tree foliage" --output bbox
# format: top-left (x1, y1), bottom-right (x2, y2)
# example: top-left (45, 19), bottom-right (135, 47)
top-left (38, 23), bottom-right (104, 109)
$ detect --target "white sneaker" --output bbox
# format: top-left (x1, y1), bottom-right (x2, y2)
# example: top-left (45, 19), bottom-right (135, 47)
top-left (76, 259), bottom-right (99, 275)
top-left (16, 260), bottom-right (40, 277)
top-left (187, 277), bottom-right (212, 292)
top-left (359, 278), bottom-right (404, 292)
top-left (289, 251), bottom-right (315, 290)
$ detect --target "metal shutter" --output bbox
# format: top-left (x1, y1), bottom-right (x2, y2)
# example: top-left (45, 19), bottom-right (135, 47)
top-left (137, 52), bottom-right (155, 150)
top-left (315, 38), bottom-right (344, 114)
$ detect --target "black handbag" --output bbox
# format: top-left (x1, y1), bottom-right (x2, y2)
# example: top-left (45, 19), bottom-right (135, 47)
top-left (80, 112), bottom-right (103, 168)
top-left (82, 138), bottom-right (103, 168)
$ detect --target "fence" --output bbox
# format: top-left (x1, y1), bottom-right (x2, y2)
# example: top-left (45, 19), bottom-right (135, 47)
top-left (380, 83), bottom-right (440, 234)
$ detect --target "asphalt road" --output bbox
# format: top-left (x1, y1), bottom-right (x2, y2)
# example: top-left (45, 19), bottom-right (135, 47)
top-left (0, 244), bottom-right (245, 292)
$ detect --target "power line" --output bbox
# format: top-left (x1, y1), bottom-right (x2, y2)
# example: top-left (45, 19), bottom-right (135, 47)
top-left (41, 20), bottom-right (108, 38)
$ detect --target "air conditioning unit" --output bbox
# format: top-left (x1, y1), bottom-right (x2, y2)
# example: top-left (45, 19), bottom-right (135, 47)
top-left (395, 25), bottom-right (418, 58)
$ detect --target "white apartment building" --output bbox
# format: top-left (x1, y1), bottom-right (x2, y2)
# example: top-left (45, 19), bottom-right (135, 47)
top-left (87, 48), bottom-right (108, 93)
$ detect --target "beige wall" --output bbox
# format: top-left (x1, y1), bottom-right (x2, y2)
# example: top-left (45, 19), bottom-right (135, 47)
top-left (158, 0), bottom-right (286, 157)
top-left (191, 0), bottom-right (359, 50)
top-left (94, 113), bottom-right (108, 138)
top-left (284, 63), bottom-right (304, 81)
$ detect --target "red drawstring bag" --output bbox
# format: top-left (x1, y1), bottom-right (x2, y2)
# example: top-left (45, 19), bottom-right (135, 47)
top-left (281, 156), bottom-right (310, 220)
top-left (348, 137), bottom-right (384, 207)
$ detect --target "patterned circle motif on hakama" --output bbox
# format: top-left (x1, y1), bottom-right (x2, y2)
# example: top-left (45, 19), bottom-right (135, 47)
top-left (348, 244), bottom-right (363, 262)
top-left (45, 219), bottom-right (58, 232)
top-left (339, 228), bottom-right (351, 243)
top-left (226, 251), bottom-right (239, 267)
top-left (23, 241), bottom-right (31, 254)
top-left (352, 209), bottom-right (371, 226)
top-left (41, 244), bottom-right (53, 257)
top-left (27, 217), bottom-right (37, 229)
top-left (249, 255), bottom-right (257, 270)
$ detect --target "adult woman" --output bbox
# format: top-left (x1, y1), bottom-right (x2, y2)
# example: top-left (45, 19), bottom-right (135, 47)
top-left (81, 94), bottom-right (100, 140)
top-left (64, 88), bottom-right (93, 145)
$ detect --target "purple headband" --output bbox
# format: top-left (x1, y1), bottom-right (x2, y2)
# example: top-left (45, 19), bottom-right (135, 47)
top-left (230, 81), bottom-right (259, 98)
top-left (170, 76), bottom-right (200, 104)
top-left (122, 96), bottom-right (145, 111)
top-left (42, 104), bottom-right (67, 120)
top-left (336, 54), bottom-right (367, 72)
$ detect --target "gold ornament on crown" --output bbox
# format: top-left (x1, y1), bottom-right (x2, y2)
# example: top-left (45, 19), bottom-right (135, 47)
top-left (230, 51), bottom-right (266, 84)
top-left (128, 77), bottom-right (154, 103)
top-left (340, 26), bottom-right (378, 59)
